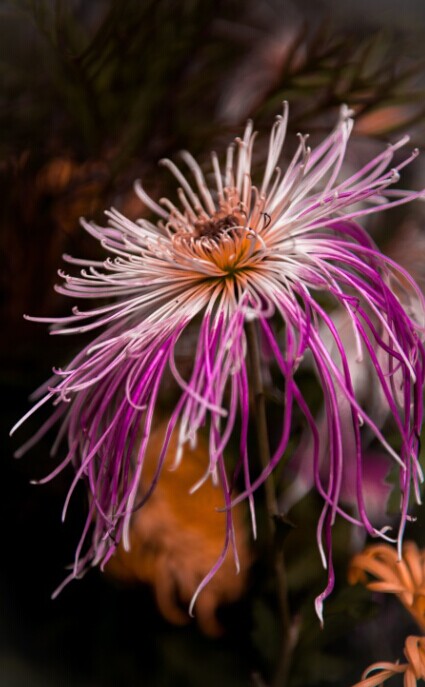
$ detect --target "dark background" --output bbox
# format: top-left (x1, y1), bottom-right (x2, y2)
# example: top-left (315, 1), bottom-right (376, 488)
top-left (2, 1), bottom-right (425, 685)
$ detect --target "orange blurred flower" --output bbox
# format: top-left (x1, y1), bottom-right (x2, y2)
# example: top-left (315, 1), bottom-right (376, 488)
top-left (107, 420), bottom-right (251, 636)
top-left (354, 105), bottom-right (415, 137)
top-left (35, 156), bottom-right (108, 234)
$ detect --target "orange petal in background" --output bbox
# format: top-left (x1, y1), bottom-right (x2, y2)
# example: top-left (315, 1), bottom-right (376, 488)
top-left (107, 421), bottom-right (251, 637)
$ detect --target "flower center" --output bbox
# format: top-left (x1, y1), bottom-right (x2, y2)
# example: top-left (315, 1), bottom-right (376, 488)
top-left (193, 214), bottom-right (241, 241)
top-left (170, 209), bottom-right (265, 278)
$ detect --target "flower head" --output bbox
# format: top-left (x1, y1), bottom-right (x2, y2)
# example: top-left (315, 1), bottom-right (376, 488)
top-left (349, 542), bottom-right (425, 633)
top-left (12, 103), bottom-right (425, 620)
top-left (350, 543), bottom-right (425, 687)
top-left (352, 635), bottom-right (425, 687)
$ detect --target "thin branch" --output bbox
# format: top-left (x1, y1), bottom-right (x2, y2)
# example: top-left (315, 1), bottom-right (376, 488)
top-left (245, 320), bottom-right (292, 687)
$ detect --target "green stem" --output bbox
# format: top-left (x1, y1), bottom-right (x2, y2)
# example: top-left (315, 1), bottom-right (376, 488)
top-left (246, 321), bottom-right (292, 687)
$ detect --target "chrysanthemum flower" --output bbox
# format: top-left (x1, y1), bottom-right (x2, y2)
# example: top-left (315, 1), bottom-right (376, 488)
top-left (350, 543), bottom-right (425, 687)
top-left (349, 542), bottom-right (425, 633)
top-left (11, 103), bottom-right (425, 621)
top-left (352, 635), bottom-right (425, 687)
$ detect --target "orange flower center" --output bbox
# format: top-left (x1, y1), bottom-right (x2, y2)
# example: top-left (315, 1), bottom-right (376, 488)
top-left (170, 208), bottom-right (266, 279)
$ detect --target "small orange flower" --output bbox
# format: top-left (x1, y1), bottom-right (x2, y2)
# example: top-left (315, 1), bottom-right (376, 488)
top-left (350, 543), bottom-right (425, 686)
top-left (352, 635), bottom-right (425, 687)
top-left (349, 542), bottom-right (425, 633)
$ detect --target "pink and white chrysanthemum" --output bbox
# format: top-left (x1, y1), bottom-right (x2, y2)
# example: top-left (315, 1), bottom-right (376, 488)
top-left (12, 104), bottom-right (425, 621)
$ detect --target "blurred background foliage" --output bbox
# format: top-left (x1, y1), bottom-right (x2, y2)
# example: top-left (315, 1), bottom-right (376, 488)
top-left (2, 1), bottom-right (425, 685)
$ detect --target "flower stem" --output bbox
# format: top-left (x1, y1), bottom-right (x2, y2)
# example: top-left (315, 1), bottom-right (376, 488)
top-left (246, 320), bottom-right (292, 687)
